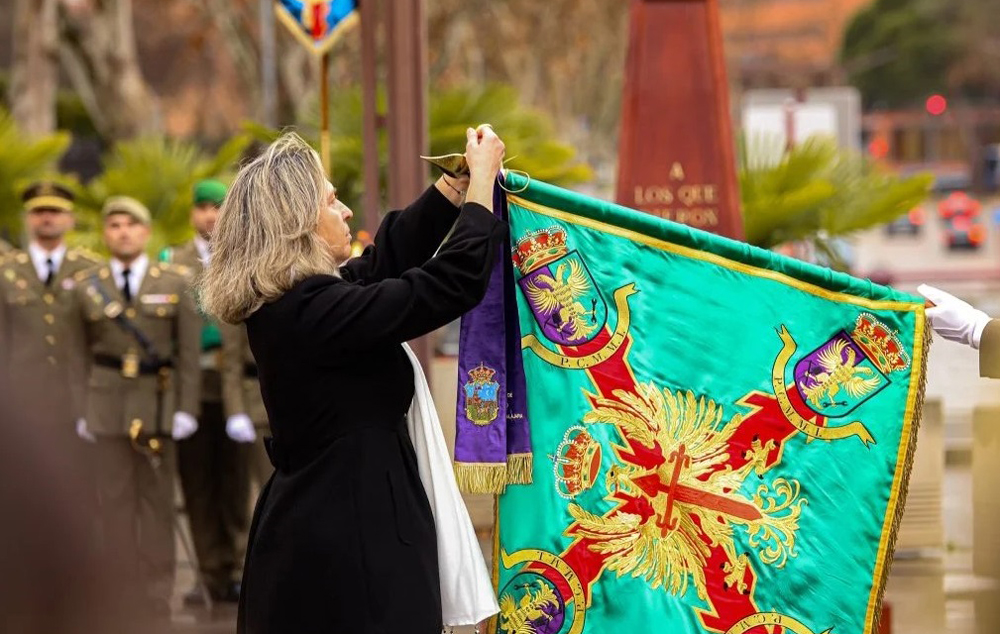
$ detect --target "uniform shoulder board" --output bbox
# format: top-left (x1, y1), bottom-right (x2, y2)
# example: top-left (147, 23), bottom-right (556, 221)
top-left (158, 262), bottom-right (193, 278)
top-left (73, 264), bottom-right (103, 283)
top-left (67, 247), bottom-right (103, 264)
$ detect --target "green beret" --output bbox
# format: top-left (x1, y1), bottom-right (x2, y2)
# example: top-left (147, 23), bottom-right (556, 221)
top-left (193, 179), bottom-right (227, 206)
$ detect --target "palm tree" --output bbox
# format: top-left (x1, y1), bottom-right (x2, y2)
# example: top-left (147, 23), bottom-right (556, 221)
top-left (71, 135), bottom-right (252, 255)
top-left (246, 83), bottom-right (593, 228)
top-left (0, 107), bottom-right (71, 245)
top-left (739, 136), bottom-right (933, 269)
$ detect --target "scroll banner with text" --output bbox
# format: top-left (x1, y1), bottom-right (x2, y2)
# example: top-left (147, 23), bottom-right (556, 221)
top-left (455, 172), bottom-right (929, 634)
top-left (275, 0), bottom-right (358, 56)
top-left (616, 0), bottom-right (742, 239)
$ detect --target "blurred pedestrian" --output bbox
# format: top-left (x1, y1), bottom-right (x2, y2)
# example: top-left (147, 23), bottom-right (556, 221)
top-left (200, 128), bottom-right (506, 634)
top-left (918, 284), bottom-right (998, 378)
top-left (0, 182), bottom-right (100, 441)
top-left (162, 179), bottom-right (252, 605)
top-left (69, 196), bottom-right (202, 620)
top-left (0, 379), bottom-right (167, 634)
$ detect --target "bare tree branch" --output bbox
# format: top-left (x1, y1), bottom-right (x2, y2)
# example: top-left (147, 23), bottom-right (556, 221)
top-left (58, 0), bottom-right (161, 139)
top-left (10, 0), bottom-right (60, 135)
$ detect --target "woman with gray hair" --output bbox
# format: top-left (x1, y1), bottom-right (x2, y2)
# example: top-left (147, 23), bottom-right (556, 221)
top-left (201, 127), bottom-right (507, 633)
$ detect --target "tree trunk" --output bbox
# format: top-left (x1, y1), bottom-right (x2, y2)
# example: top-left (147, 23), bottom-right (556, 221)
top-left (9, 0), bottom-right (59, 135)
top-left (58, 0), bottom-right (161, 140)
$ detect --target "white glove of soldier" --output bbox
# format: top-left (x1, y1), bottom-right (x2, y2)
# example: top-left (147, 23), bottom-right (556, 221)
top-left (226, 413), bottom-right (257, 443)
top-left (172, 411), bottom-right (199, 440)
top-left (918, 284), bottom-right (992, 349)
top-left (76, 418), bottom-right (96, 443)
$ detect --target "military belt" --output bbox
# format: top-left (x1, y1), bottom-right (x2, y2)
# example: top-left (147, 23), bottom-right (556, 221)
top-left (93, 353), bottom-right (173, 377)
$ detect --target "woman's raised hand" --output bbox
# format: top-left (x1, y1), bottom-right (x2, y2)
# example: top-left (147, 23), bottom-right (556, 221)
top-left (465, 124), bottom-right (505, 178)
top-left (464, 125), bottom-right (505, 209)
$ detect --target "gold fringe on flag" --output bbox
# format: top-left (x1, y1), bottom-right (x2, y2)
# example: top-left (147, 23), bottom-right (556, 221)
top-left (870, 318), bottom-right (932, 631)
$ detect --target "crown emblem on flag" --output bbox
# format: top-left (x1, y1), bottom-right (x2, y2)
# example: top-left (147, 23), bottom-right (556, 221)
top-left (553, 426), bottom-right (603, 499)
top-left (852, 313), bottom-right (911, 373)
top-left (513, 227), bottom-right (568, 275)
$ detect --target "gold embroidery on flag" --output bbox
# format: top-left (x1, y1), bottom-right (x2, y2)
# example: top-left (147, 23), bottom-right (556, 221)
top-left (521, 284), bottom-right (636, 368)
top-left (772, 326), bottom-right (876, 446)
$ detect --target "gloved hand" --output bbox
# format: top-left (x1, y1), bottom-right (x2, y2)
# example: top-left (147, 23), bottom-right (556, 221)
top-left (918, 284), bottom-right (992, 349)
top-left (226, 413), bottom-right (257, 443)
top-left (76, 418), bottom-right (96, 443)
top-left (172, 411), bottom-right (199, 440)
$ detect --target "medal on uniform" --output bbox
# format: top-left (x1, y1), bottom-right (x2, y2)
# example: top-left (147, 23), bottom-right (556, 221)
top-left (104, 300), bottom-right (123, 319)
top-left (121, 351), bottom-right (140, 378)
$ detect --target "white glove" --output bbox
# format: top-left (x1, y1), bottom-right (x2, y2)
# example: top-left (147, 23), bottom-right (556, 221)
top-left (172, 411), bottom-right (199, 440)
top-left (918, 284), bottom-right (992, 349)
top-left (225, 413), bottom-right (257, 443)
top-left (76, 418), bottom-right (96, 443)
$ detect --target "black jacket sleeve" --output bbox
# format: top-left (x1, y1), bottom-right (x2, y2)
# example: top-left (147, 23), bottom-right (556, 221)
top-left (297, 202), bottom-right (505, 354)
top-left (340, 185), bottom-right (461, 285)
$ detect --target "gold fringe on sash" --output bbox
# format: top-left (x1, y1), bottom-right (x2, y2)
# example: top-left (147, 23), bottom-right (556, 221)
top-left (454, 454), bottom-right (534, 494)
top-left (454, 462), bottom-right (510, 494)
top-left (506, 453), bottom-right (533, 485)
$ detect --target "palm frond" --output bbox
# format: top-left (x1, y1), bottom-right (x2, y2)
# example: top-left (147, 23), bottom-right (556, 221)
top-left (740, 134), bottom-right (932, 260)
top-left (75, 135), bottom-right (250, 256)
top-left (0, 107), bottom-right (72, 243)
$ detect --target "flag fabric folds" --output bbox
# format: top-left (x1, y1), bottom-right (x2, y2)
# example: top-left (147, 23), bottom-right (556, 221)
top-left (456, 172), bottom-right (929, 634)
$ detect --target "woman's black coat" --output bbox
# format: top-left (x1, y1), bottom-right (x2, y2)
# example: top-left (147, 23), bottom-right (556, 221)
top-left (237, 187), bottom-right (505, 634)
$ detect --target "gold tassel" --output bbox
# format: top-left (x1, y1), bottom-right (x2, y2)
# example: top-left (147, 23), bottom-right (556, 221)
top-left (870, 319), bottom-right (932, 630)
top-left (506, 453), bottom-right (533, 485)
top-left (454, 462), bottom-right (508, 494)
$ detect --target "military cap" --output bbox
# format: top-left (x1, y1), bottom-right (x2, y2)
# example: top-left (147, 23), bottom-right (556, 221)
top-left (23, 182), bottom-right (74, 212)
top-left (102, 196), bottom-right (151, 225)
top-left (193, 179), bottom-right (227, 206)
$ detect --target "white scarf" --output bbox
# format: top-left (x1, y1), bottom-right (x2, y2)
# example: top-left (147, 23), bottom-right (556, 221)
top-left (402, 344), bottom-right (499, 627)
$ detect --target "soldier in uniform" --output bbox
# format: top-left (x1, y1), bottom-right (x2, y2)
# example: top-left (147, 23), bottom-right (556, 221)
top-left (221, 321), bottom-right (271, 488)
top-left (919, 284), bottom-right (999, 378)
top-left (0, 183), bottom-right (100, 439)
top-left (70, 196), bottom-right (201, 618)
top-left (161, 179), bottom-right (253, 604)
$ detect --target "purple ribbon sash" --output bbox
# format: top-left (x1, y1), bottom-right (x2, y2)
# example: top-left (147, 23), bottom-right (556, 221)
top-left (454, 177), bottom-right (532, 494)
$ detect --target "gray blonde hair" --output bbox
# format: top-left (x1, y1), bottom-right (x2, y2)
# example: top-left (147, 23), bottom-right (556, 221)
top-left (200, 132), bottom-right (338, 324)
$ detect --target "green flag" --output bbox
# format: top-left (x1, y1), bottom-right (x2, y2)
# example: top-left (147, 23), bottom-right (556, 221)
top-left (490, 173), bottom-right (928, 634)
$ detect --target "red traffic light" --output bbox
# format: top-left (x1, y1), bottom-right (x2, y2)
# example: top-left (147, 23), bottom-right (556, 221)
top-left (926, 94), bottom-right (948, 116)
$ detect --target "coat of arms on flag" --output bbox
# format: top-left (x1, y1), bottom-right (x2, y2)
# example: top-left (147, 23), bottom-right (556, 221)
top-left (274, 0), bottom-right (358, 56)
top-left (455, 173), bottom-right (929, 633)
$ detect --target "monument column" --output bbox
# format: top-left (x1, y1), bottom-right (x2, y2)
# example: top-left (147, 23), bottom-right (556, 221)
top-left (615, 0), bottom-right (743, 240)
